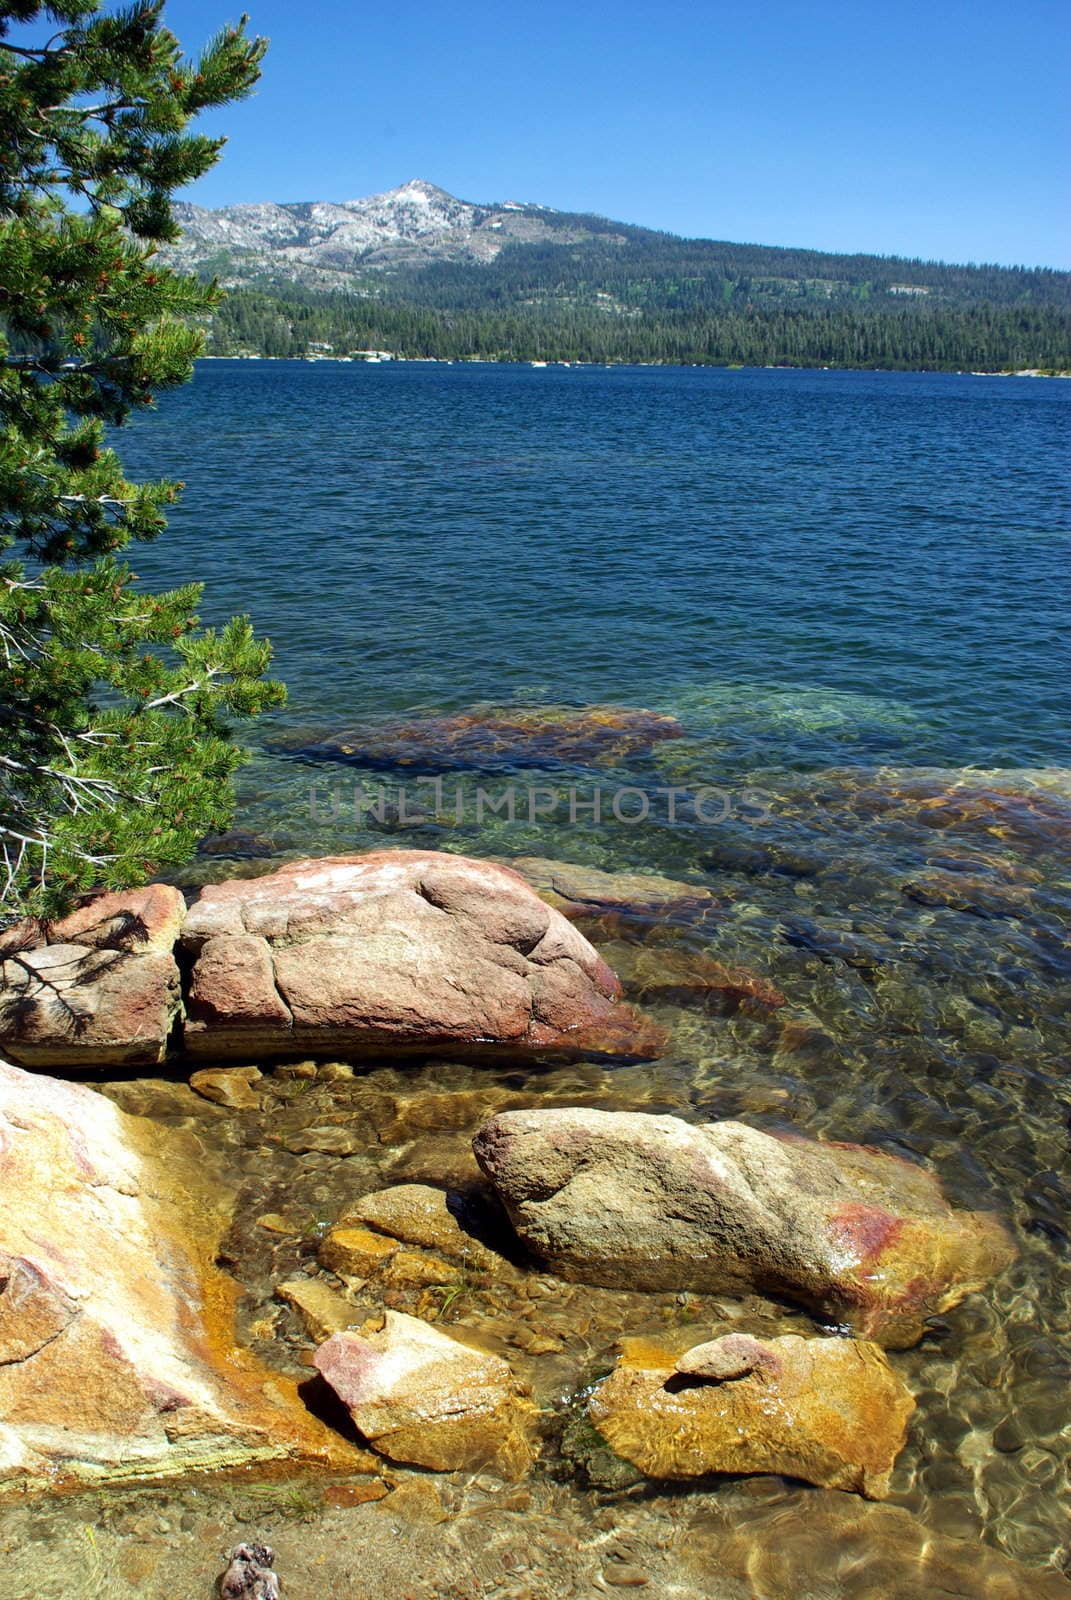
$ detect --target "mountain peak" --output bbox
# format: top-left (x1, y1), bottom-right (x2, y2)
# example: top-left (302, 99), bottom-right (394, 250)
top-left (166, 181), bottom-right (597, 284)
top-left (346, 178), bottom-right (462, 208)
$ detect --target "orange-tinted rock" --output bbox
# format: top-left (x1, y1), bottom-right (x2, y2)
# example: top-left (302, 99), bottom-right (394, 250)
top-left (832, 769), bottom-right (1071, 853)
top-left (320, 1226), bottom-right (401, 1279)
top-left (323, 1479), bottom-right (390, 1508)
top-left (382, 1249), bottom-right (459, 1287)
top-left (0, 1058), bottom-right (354, 1491)
top-left (180, 851), bottom-right (664, 1063)
top-left (338, 1184), bottom-right (504, 1272)
top-left (314, 1312), bottom-right (536, 1478)
top-left (474, 1109), bottom-right (1015, 1347)
top-left (287, 703), bottom-right (684, 772)
top-left (276, 1279), bottom-right (360, 1343)
top-left (189, 1065), bottom-right (263, 1110)
top-left (588, 1331), bottom-right (914, 1498)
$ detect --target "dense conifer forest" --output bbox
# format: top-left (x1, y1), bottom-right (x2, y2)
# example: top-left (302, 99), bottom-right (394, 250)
top-left (198, 224), bottom-right (1071, 370)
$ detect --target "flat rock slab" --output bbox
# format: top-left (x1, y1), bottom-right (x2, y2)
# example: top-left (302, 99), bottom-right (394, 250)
top-left (0, 884), bottom-right (185, 1069)
top-left (473, 1107), bottom-right (1015, 1347)
top-left (180, 851), bottom-right (664, 1063)
top-left (587, 1331), bottom-right (915, 1498)
top-left (506, 857), bottom-right (714, 921)
top-left (278, 703), bottom-right (684, 772)
top-left (0, 1058), bottom-right (352, 1491)
top-left (314, 1311), bottom-right (536, 1478)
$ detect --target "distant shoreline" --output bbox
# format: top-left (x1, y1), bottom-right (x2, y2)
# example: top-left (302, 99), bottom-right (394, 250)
top-left (195, 356), bottom-right (1071, 377)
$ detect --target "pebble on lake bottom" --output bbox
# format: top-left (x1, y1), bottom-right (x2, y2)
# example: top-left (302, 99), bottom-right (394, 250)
top-left (219, 1542), bottom-right (280, 1600)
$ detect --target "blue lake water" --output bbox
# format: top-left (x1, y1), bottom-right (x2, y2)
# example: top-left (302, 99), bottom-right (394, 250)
top-left (54, 359), bottom-right (1068, 1590)
top-left (124, 361), bottom-right (1069, 770)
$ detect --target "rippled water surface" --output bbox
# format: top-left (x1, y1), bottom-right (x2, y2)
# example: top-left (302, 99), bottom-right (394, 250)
top-left (4, 363), bottom-right (1069, 1598)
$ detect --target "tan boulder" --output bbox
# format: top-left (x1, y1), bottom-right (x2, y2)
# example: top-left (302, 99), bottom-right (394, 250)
top-left (276, 1279), bottom-right (360, 1343)
top-left (382, 1250), bottom-right (459, 1287)
top-left (180, 851), bottom-right (664, 1063)
top-left (474, 1108), bottom-right (1015, 1347)
top-left (319, 1226), bottom-right (401, 1279)
top-left (338, 1184), bottom-right (504, 1273)
top-left (314, 1311), bottom-right (535, 1478)
top-left (587, 1331), bottom-right (914, 1498)
top-left (189, 1064), bottom-right (263, 1109)
top-left (0, 1058), bottom-right (353, 1490)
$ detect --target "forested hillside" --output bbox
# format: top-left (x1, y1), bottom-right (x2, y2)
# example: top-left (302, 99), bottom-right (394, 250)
top-left (206, 285), bottom-right (1071, 371)
top-left (176, 185), bottom-right (1071, 370)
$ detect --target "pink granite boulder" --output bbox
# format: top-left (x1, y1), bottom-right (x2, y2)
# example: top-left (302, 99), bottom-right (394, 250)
top-left (0, 884), bottom-right (184, 1069)
top-left (180, 851), bottom-right (665, 1063)
top-left (473, 1107), bottom-right (1016, 1347)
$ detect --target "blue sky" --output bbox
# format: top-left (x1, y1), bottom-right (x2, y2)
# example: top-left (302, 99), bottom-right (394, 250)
top-left (167, 1), bottom-right (1067, 266)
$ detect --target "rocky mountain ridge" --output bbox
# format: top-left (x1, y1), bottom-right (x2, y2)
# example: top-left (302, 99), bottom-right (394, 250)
top-left (168, 178), bottom-right (613, 287)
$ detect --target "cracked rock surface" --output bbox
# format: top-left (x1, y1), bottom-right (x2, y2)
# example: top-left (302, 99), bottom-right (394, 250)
top-left (179, 851), bottom-right (664, 1063)
top-left (0, 1058), bottom-right (355, 1490)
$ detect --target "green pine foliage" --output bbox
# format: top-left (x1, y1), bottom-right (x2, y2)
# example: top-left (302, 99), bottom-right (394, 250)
top-left (0, 2), bottom-right (284, 922)
top-left (205, 283), bottom-right (1071, 370)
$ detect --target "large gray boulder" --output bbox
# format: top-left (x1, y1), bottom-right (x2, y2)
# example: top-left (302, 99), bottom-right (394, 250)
top-left (472, 1107), bottom-right (1015, 1347)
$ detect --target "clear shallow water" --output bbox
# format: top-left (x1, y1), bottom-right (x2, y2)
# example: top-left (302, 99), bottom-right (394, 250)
top-left (5, 364), bottom-right (1069, 1598)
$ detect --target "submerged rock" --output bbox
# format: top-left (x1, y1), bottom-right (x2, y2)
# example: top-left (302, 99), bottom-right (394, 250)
top-left (314, 1311), bottom-right (536, 1478)
top-left (473, 1108), bottom-right (1015, 1347)
top-left (602, 941), bottom-right (786, 1013)
top-left (505, 857), bottom-right (713, 922)
top-left (683, 1487), bottom-right (1071, 1600)
top-left (0, 1059), bottom-right (350, 1491)
top-left (281, 702), bottom-right (684, 772)
top-left (319, 1225), bottom-right (403, 1280)
top-left (826, 767), bottom-right (1071, 853)
top-left (219, 1543), bottom-right (280, 1600)
top-left (197, 828), bottom-right (278, 860)
top-left (901, 869), bottom-right (1034, 918)
top-left (0, 884), bottom-right (185, 1069)
top-left (181, 851), bottom-right (664, 1063)
top-left (586, 1331), bottom-right (915, 1498)
top-left (189, 1064), bottom-right (263, 1109)
top-left (337, 1183), bottom-right (506, 1273)
top-left (276, 1278), bottom-right (359, 1343)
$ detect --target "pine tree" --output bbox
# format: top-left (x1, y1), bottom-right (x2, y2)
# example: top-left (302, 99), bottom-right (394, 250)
top-left (0, 1), bottom-right (284, 922)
